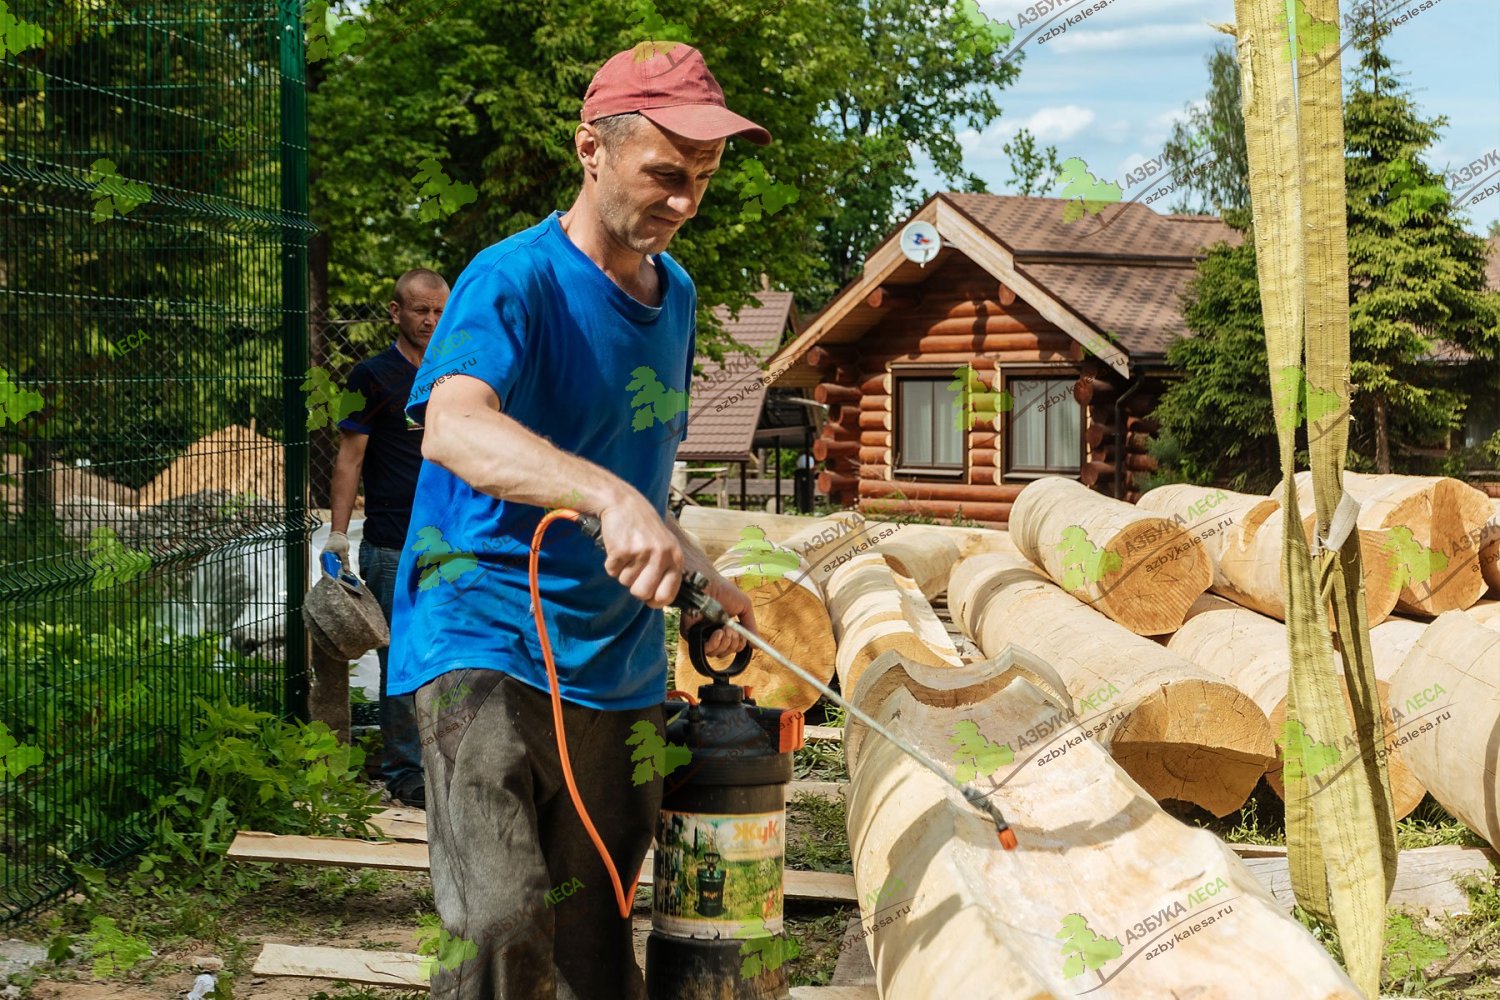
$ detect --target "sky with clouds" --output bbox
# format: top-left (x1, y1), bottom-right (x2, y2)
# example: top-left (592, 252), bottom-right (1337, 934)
top-left (913, 0), bottom-right (1500, 236)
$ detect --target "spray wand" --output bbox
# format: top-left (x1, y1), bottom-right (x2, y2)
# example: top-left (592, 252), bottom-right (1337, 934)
top-left (573, 512), bottom-right (1018, 851)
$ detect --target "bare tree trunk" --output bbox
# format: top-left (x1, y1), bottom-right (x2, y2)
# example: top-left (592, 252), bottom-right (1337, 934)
top-left (1374, 394), bottom-right (1391, 473)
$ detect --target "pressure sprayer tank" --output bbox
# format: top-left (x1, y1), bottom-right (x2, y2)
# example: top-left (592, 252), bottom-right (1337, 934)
top-left (645, 677), bottom-right (804, 1000)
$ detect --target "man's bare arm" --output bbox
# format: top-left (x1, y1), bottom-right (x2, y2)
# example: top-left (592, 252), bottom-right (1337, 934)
top-left (422, 374), bottom-right (686, 609)
top-left (330, 429), bottom-right (368, 535)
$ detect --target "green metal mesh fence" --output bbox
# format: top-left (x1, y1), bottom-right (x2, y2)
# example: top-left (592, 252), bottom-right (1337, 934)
top-left (0, 1), bottom-right (311, 921)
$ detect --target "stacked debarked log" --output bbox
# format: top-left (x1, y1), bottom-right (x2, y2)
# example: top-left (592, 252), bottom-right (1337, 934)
top-left (824, 552), bottom-right (963, 696)
top-left (671, 525), bottom-right (838, 711)
top-left (673, 508), bottom-right (973, 708)
top-left (1282, 471), bottom-right (1494, 615)
top-left (948, 543), bottom-right (1275, 816)
top-left (841, 652), bottom-right (1362, 997)
top-left (1009, 476), bottom-right (1213, 635)
top-left (1482, 498), bottom-right (1500, 596)
top-left (1386, 613), bottom-right (1500, 849)
top-left (1169, 596), bottom-right (1425, 819)
top-left (1136, 483), bottom-right (1402, 625)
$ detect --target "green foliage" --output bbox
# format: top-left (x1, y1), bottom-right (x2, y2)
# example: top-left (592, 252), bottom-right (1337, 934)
top-left (626, 720), bottom-right (691, 785)
top-left (412, 157), bottom-right (479, 221)
top-left (0, 0), bottom-right (44, 55)
top-left (302, 366), bottom-right (366, 431)
top-left (1056, 913), bottom-right (1121, 979)
top-left (81, 915), bottom-right (152, 978)
top-left (0, 618), bottom-right (268, 867)
top-left (1383, 912), bottom-right (1451, 993)
top-left (948, 720), bottom-right (1012, 783)
top-left (786, 792), bottom-right (851, 873)
top-left (1002, 127), bottom-right (1060, 197)
top-left (626, 0), bottom-right (692, 38)
top-left (1278, 719), bottom-right (1341, 783)
top-left (139, 695), bottom-right (383, 891)
top-left (1056, 157), bottom-right (1121, 222)
top-left (0, 366), bottom-right (45, 424)
top-left (411, 526), bottom-right (479, 590)
top-left (0, 720), bottom-right (43, 778)
top-left (726, 525), bottom-right (800, 588)
top-left (306, 1), bottom-right (367, 62)
top-left (307, 0), bottom-right (1021, 340)
top-left (1155, 40), bottom-right (1500, 484)
top-left (1054, 525), bottom-right (1121, 590)
top-left (951, 0), bottom-right (1014, 60)
top-left (732, 159), bottom-right (800, 222)
top-left (1161, 45), bottom-right (1248, 215)
top-left (739, 917), bottom-right (802, 979)
top-left (415, 913), bottom-right (480, 980)
top-left (86, 158), bottom-right (152, 222)
top-left (86, 526), bottom-right (153, 590)
top-left (626, 366), bottom-right (690, 430)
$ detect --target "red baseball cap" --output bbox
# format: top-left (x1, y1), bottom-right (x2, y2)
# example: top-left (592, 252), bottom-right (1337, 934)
top-left (581, 42), bottom-right (772, 146)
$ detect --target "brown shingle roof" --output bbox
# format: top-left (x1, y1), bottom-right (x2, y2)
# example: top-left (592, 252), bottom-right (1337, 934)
top-left (678, 291), bottom-right (797, 462)
top-left (941, 193), bottom-right (1238, 260)
top-left (771, 193), bottom-right (1242, 381)
top-left (941, 194), bottom-right (1242, 362)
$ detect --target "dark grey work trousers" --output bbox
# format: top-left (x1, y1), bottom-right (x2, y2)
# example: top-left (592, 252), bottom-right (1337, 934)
top-left (415, 668), bottom-right (663, 1000)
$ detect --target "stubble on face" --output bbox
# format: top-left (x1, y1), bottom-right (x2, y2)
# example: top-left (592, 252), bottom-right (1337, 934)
top-left (395, 282), bottom-right (449, 353)
top-left (594, 119), bottom-right (724, 257)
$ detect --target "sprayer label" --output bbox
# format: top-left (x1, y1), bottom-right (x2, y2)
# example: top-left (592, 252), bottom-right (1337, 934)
top-left (652, 808), bottom-right (785, 938)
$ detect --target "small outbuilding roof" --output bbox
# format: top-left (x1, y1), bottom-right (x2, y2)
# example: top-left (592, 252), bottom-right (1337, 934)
top-left (677, 290), bottom-right (800, 462)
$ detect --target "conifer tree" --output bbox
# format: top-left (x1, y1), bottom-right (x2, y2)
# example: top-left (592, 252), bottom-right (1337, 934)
top-left (1154, 21), bottom-right (1500, 484)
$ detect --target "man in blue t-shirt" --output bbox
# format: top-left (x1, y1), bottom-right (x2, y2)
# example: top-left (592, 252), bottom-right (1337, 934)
top-left (388, 43), bottom-right (773, 1000)
top-left (325, 268), bottom-right (449, 809)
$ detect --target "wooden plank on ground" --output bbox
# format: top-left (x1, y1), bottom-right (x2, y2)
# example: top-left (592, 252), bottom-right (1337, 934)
top-left (371, 781), bottom-right (850, 842)
top-left (227, 831), bottom-right (429, 871)
top-left (238, 831), bottom-right (1490, 917)
top-left (253, 943), bottom-right (425, 988)
top-left (1230, 843), bottom-right (1495, 917)
top-left (830, 916), bottom-right (877, 986)
top-left (369, 807), bottom-right (427, 841)
top-left (252, 941), bottom-right (875, 998)
top-left (806, 724), bottom-right (843, 742)
top-left (229, 832), bottom-right (857, 902)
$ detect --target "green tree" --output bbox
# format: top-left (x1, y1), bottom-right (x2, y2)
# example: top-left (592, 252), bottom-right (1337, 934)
top-left (1154, 33), bottom-right (1500, 485)
top-left (1342, 21), bottom-right (1500, 471)
top-left (307, 0), bottom-right (1023, 354)
top-left (1002, 127), bottom-right (1060, 197)
top-left (1160, 43), bottom-right (1249, 216)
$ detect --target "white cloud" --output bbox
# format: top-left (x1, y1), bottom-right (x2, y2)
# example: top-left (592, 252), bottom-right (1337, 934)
top-left (1023, 104), bottom-right (1096, 142)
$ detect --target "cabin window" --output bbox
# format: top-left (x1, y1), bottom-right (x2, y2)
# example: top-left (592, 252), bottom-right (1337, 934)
top-left (1007, 377), bottom-right (1081, 474)
top-left (895, 377), bottom-right (964, 471)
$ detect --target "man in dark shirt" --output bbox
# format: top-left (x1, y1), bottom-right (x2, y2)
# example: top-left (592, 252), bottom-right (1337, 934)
top-left (324, 267), bottom-right (449, 807)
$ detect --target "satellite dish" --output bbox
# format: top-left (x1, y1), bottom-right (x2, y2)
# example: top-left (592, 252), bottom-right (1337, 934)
top-left (899, 221), bottom-right (942, 267)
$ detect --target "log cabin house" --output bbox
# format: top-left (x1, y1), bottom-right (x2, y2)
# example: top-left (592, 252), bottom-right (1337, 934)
top-left (766, 192), bottom-right (1246, 528)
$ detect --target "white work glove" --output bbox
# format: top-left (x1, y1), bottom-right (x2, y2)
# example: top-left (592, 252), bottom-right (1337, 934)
top-left (323, 530), bottom-right (350, 564)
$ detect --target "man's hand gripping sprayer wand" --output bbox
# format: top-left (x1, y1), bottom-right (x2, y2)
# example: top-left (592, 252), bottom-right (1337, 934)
top-left (566, 511), bottom-right (1019, 851)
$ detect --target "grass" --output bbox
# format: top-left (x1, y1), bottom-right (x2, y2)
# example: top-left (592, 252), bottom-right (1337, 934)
top-left (785, 792), bottom-right (852, 874)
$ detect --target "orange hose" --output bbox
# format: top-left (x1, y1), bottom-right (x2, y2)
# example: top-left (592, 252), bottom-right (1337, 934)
top-left (529, 509), bottom-right (639, 920)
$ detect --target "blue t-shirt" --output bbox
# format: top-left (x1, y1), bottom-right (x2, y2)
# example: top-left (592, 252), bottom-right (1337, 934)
top-left (387, 210), bottom-right (696, 710)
